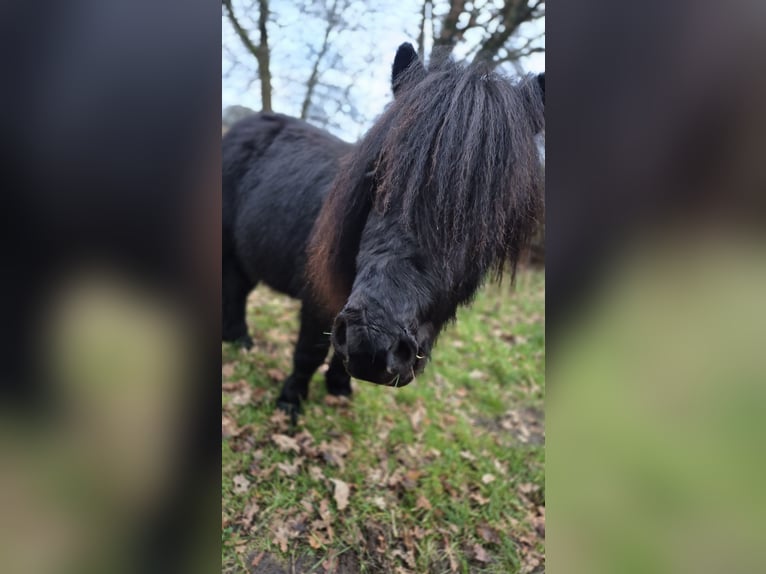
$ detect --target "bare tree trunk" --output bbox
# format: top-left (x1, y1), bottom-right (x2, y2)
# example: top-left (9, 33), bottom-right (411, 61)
top-left (256, 0), bottom-right (272, 112)
top-left (417, 0), bottom-right (432, 59)
top-left (223, 0), bottom-right (272, 112)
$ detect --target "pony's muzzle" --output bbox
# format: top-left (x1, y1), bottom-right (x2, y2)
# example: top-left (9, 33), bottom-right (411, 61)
top-left (331, 311), bottom-right (418, 386)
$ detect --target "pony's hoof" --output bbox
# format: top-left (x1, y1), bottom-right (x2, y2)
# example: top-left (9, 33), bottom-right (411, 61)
top-left (326, 378), bottom-right (353, 397)
top-left (236, 335), bottom-right (254, 350)
top-left (275, 399), bottom-right (301, 425)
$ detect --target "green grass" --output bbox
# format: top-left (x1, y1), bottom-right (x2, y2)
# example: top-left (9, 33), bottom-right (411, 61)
top-left (222, 269), bottom-right (544, 573)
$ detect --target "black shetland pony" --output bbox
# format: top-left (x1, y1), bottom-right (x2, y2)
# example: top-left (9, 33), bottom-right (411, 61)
top-left (223, 43), bottom-right (544, 416)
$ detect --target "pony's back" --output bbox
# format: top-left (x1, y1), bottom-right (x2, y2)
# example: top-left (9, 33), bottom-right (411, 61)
top-left (222, 113), bottom-right (352, 298)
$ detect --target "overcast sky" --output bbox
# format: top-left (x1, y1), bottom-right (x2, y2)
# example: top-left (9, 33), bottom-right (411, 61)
top-left (223, 0), bottom-right (544, 140)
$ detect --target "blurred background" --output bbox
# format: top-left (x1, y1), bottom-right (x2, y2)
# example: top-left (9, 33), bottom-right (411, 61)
top-left (0, 2), bottom-right (220, 573)
top-left (546, 2), bottom-right (766, 573)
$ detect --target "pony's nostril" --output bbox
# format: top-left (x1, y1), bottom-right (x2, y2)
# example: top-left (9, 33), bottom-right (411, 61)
top-left (333, 316), bottom-right (348, 353)
top-left (391, 337), bottom-right (416, 369)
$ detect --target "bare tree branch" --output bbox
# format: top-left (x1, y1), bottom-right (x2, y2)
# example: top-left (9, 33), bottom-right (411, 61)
top-left (223, 0), bottom-right (259, 60)
top-left (472, 1), bottom-right (544, 65)
top-left (223, 0), bottom-right (272, 111)
top-left (433, 0), bottom-right (466, 57)
top-left (495, 45), bottom-right (544, 67)
top-left (300, 0), bottom-right (340, 119)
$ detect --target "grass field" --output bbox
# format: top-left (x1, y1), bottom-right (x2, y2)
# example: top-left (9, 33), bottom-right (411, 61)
top-left (222, 269), bottom-right (545, 573)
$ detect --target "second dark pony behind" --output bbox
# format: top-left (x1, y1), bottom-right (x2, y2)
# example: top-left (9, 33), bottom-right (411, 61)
top-left (223, 43), bottom-right (544, 414)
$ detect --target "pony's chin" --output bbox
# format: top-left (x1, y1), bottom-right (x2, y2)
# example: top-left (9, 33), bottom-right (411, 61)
top-left (342, 355), bottom-right (427, 387)
top-left (386, 358), bottom-right (429, 387)
top-left (384, 374), bottom-right (415, 388)
top-left (346, 372), bottom-right (414, 388)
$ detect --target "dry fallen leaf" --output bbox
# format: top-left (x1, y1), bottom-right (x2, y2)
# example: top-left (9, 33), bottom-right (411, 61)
top-left (372, 496), bottom-right (387, 510)
top-left (470, 492), bottom-right (490, 505)
top-left (415, 494), bottom-right (432, 511)
top-left (242, 502), bottom-right (259, 529)
top-left (521, 553), bottom-right (542, 574)
top-left (443, 536), bottom-right (459, 572)
top-left (267, 368), bottom-right (285, 381)
top-left (223, 380), bottom-right (253, 406)
top-left (321, 552), bottom-right (338, 572)
top-left (222, 415), bottom-right (240, 439)
top-left (477, 523), bottom-right (501, 545)
top-left (272, 525), bottom-right (289, 553)
top-left (308, 465), bottom-right (325, 481)
top-left (409, 403), bottom-right (426, 432)
top-left (308, 533), bottom-right (322, 549)
top-left (473, 543), bottom-right (491, 563)
top-left (324, 394), bottom-right (351, 407)
top-left (442, 413), bottom-right (458, 425)
top-left (481, 473), bottom-right (496, 484)
top-left (402, 469), bottom-right (421, 491)
top-left (318, 498), bottom-right (332, 523)
top-left (330, 478), bottom-right (350, 511)
top-left (272, 433), bottom-right (300, 453)
top-left (318, 436), bottom-right (352, 469)
top-left (269, 408), bottom-right (290, 429)
top-left (277, 458), bottom-right (303, 477)
top-left (460, 450), bottom-right (477, 462)
top-left (518, 482), bottom-right (540, 495)
top-left (232, 474), bottom-right (250, 495)
top-left (251, 552), bottom-right (265, 568)
top-left (222, 362), bottom-right (235, 378)
top-left (493, 459), bottom-right (508, 475)
top-left (468, 369), bottom-right (487, 380)
top-left (392, 547), bottom-right (416, 569)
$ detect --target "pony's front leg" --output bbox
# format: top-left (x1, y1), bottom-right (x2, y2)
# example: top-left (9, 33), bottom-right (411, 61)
top-left (276, 305), bottom-right (331, 422)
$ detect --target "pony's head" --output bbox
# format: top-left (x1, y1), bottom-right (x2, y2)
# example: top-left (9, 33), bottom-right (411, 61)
top-left (308, 43), bottom-right (544, 386)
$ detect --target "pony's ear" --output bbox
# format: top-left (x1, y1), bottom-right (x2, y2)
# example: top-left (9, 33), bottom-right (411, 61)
top-left (536, 72), bottom-right (545, 106)
top-left (392, 42), bottom-right (426, 96)
top-left (520, 72), bottom-right (545, 134)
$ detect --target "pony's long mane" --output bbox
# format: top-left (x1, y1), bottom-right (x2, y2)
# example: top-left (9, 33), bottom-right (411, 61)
top-left (308, 58), bottom-right (544, 314)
